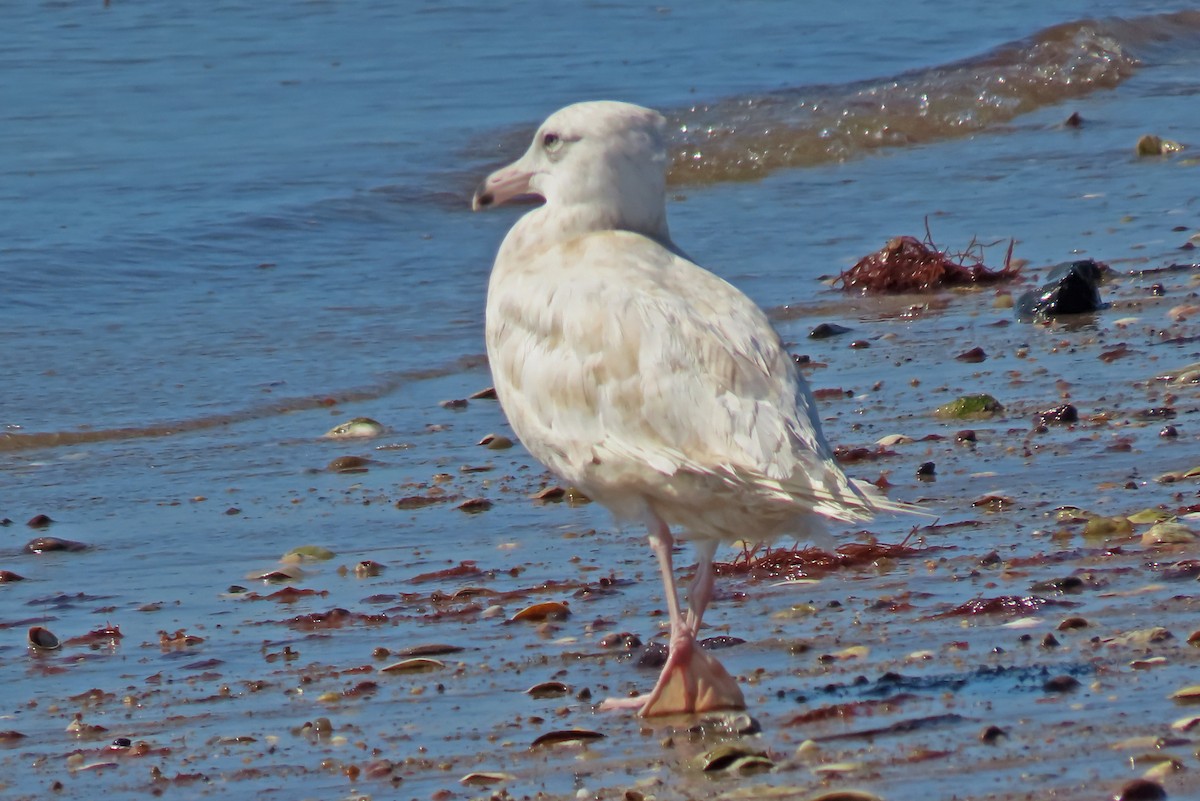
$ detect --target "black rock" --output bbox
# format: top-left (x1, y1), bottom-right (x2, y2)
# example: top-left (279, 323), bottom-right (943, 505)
top-left (635, 641), bottom-right (668, 669)
top-left (1016, 259), bottom-right (1105, 320)
top-left (809, 322), bottom-right (851, 339)
top-left (1116, 778), bottom-right (1167, 801)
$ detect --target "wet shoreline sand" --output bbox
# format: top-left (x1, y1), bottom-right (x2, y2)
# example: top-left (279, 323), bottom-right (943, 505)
top-left (3, 250), bottom-right (1198, 800)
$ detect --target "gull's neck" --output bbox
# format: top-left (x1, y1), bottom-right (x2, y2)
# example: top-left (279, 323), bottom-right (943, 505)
top-left (504, 197), bottom-right (671, 259)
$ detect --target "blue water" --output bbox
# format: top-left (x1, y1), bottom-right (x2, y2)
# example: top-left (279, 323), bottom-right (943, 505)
top-left (4, 0), bottom-right (1197, 438)
top-left (2, 2), bottom-right (1200, 799)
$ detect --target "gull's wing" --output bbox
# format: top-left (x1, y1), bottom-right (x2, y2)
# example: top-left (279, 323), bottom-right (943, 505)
top-left (486, 229), bottom-right (897, 525)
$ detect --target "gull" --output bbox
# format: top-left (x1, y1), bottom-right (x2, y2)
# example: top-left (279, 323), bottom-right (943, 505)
top-left (472, 100), bottom-right (917, 716)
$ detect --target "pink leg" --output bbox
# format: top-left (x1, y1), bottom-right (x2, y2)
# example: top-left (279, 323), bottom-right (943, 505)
top-left (685, 538), bottom-right (718, 634)
top-left (600, 521), bottom-right (745, 716)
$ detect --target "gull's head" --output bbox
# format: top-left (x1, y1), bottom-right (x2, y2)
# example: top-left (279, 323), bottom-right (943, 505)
top-left (472, 101), bottom-right (669, 236)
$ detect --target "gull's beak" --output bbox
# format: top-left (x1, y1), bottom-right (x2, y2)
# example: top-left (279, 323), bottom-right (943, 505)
top-left (471, 160), bottom-right (536, 211)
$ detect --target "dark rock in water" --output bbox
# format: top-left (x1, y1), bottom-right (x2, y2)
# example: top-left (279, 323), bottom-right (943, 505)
top-left (636, 641), bottom-right (668, 669)
top-left (1116, 778), bottom-right (1167, 801)
top-left (1016, 259), bottom-right (1105, 320)
top-left (1042, 674), bottom-right (1080, 693)
top-left (955, 346), bottom-right (987, 363)
top-left (809, 322), bottom-right (850, 339)
top-left (25, 537), bottom-right (90, 554)
top-left (979, 724), bottom-right (1007, 743)
top-left (699, 636), bottom-right (746, 650)
top-left (1037, 403), bottom-right (1078, 425)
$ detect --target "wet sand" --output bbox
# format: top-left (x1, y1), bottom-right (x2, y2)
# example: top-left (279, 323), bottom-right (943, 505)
top-left (3, 253), bottom-right (1199, 801)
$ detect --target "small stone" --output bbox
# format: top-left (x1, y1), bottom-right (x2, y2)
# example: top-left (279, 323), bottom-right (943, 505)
top-left (1160, 425), bottom-right (1178, 438)
top-left (1043, 675), bottom-right (1080, 693)
top-left (1058, 616), bottom-right (1089, 631)
top-left (955, 346), bottom-right (987, 363)
top-left (934, 394), bottom-right (1003, 419)
top-left (326, 455), bottom-right (372, 473)
top-left (478, 434), bottom-right (514, 450)
top-left (956, 429), bottom-right (977, 443)
top-left (24, 537), bottom-right (90, 554)
top-left (1041, 633), bottom-right (1060, 648)
top-left (1142, 522), bottom-right (1197, 547)
top-left (1037, 403), bottom-right (1078, 425)
top-left (1115, 778), bottom-right (1167, 801)
top-left (1136, 134), bottom-right (1184, 157)
top-left (26, 514), bottom-right (53, 529)
top-left (916, 461), bottom-right (936, 477)
top-left (809, 322), bottom-right (850, 339)
top-left (979, 724), bottom-right (1007, 744)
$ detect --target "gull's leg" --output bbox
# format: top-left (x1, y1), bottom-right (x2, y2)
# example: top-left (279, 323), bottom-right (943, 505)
top-left (685, 538), bottom-right (718, 635)
top-left (600, 520), bottom-right (745, 716)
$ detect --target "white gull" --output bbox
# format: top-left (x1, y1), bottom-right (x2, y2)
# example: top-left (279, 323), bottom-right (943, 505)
top-left (473, 100), bottom-right (918, 716)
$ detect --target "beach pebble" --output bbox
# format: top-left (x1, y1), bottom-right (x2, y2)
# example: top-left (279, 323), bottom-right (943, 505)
top-left (1135, 134), bottom-right (1184, 156)
top-left (456, 497), bottom-right (493, 513)
top-left (934, 394), bottom-right (1003, 419)
top-left (955, 346), bottom-right (987, 362)
top-left (526, 681), bottom-right (570, 699)
top-left (980, 724), bottom-right (1007, 743)
top-left (876, 434), bottom-right (914, 447)
top-left (509, 601), bottom-right (570, 622)
top-left (27, 626), bottom-right (60, 651)
top-left (1105, 627), bottom-right (1173, 648)
top-left (1142, 522), bottom-right (1196, 546)
top-left (697, 743), bottom-right (774, 773)
top-left (478, 433), bottom-right (513, 449)
top-left (1043, 675), bottom-right (1080, 693)
top-left (529, 729), bottom-right (604, 749)
top-left (326, 455), bottom-right (372, 473)
top-left (1037, 403), bottom-right (1078, 424)
top-left (460, 772), bottom-right (515, 786)
top-left (24, 536), bottom-right (89, 554)
top-left (809, 322), bottom-right (850, 339)
top-left (1115, 778), bottom-right (1167, 801)
top-left (322, 417), bottom-right (385, 439)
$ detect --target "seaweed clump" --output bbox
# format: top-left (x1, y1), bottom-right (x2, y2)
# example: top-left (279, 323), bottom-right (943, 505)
top-left (714, 534), bottom-right (927, 582)
top-left (835, 226), bottom-right (1020, 294)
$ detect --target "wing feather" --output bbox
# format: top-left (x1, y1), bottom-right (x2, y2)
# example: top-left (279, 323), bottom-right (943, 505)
top-left (486, 228), bottom-right (903, 535)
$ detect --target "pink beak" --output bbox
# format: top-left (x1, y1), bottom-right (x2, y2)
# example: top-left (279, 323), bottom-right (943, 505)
top-left (471, 161), bottom-right (537, 211)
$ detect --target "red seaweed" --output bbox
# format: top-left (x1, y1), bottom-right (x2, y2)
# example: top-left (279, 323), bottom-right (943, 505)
top-left (835, 226), bottom-right (1020, 294)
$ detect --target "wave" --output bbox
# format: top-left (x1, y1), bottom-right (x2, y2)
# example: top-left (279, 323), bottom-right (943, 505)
top-left (664, 10), bottom-right (1200, 183)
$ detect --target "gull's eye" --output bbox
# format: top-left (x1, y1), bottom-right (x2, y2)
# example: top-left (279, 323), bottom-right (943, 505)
top-left (542, 132), bottom-right (563, 153)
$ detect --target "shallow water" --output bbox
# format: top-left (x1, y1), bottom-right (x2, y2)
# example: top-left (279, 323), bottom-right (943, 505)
top-left (2, 1), bottom-right (1200, 799)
